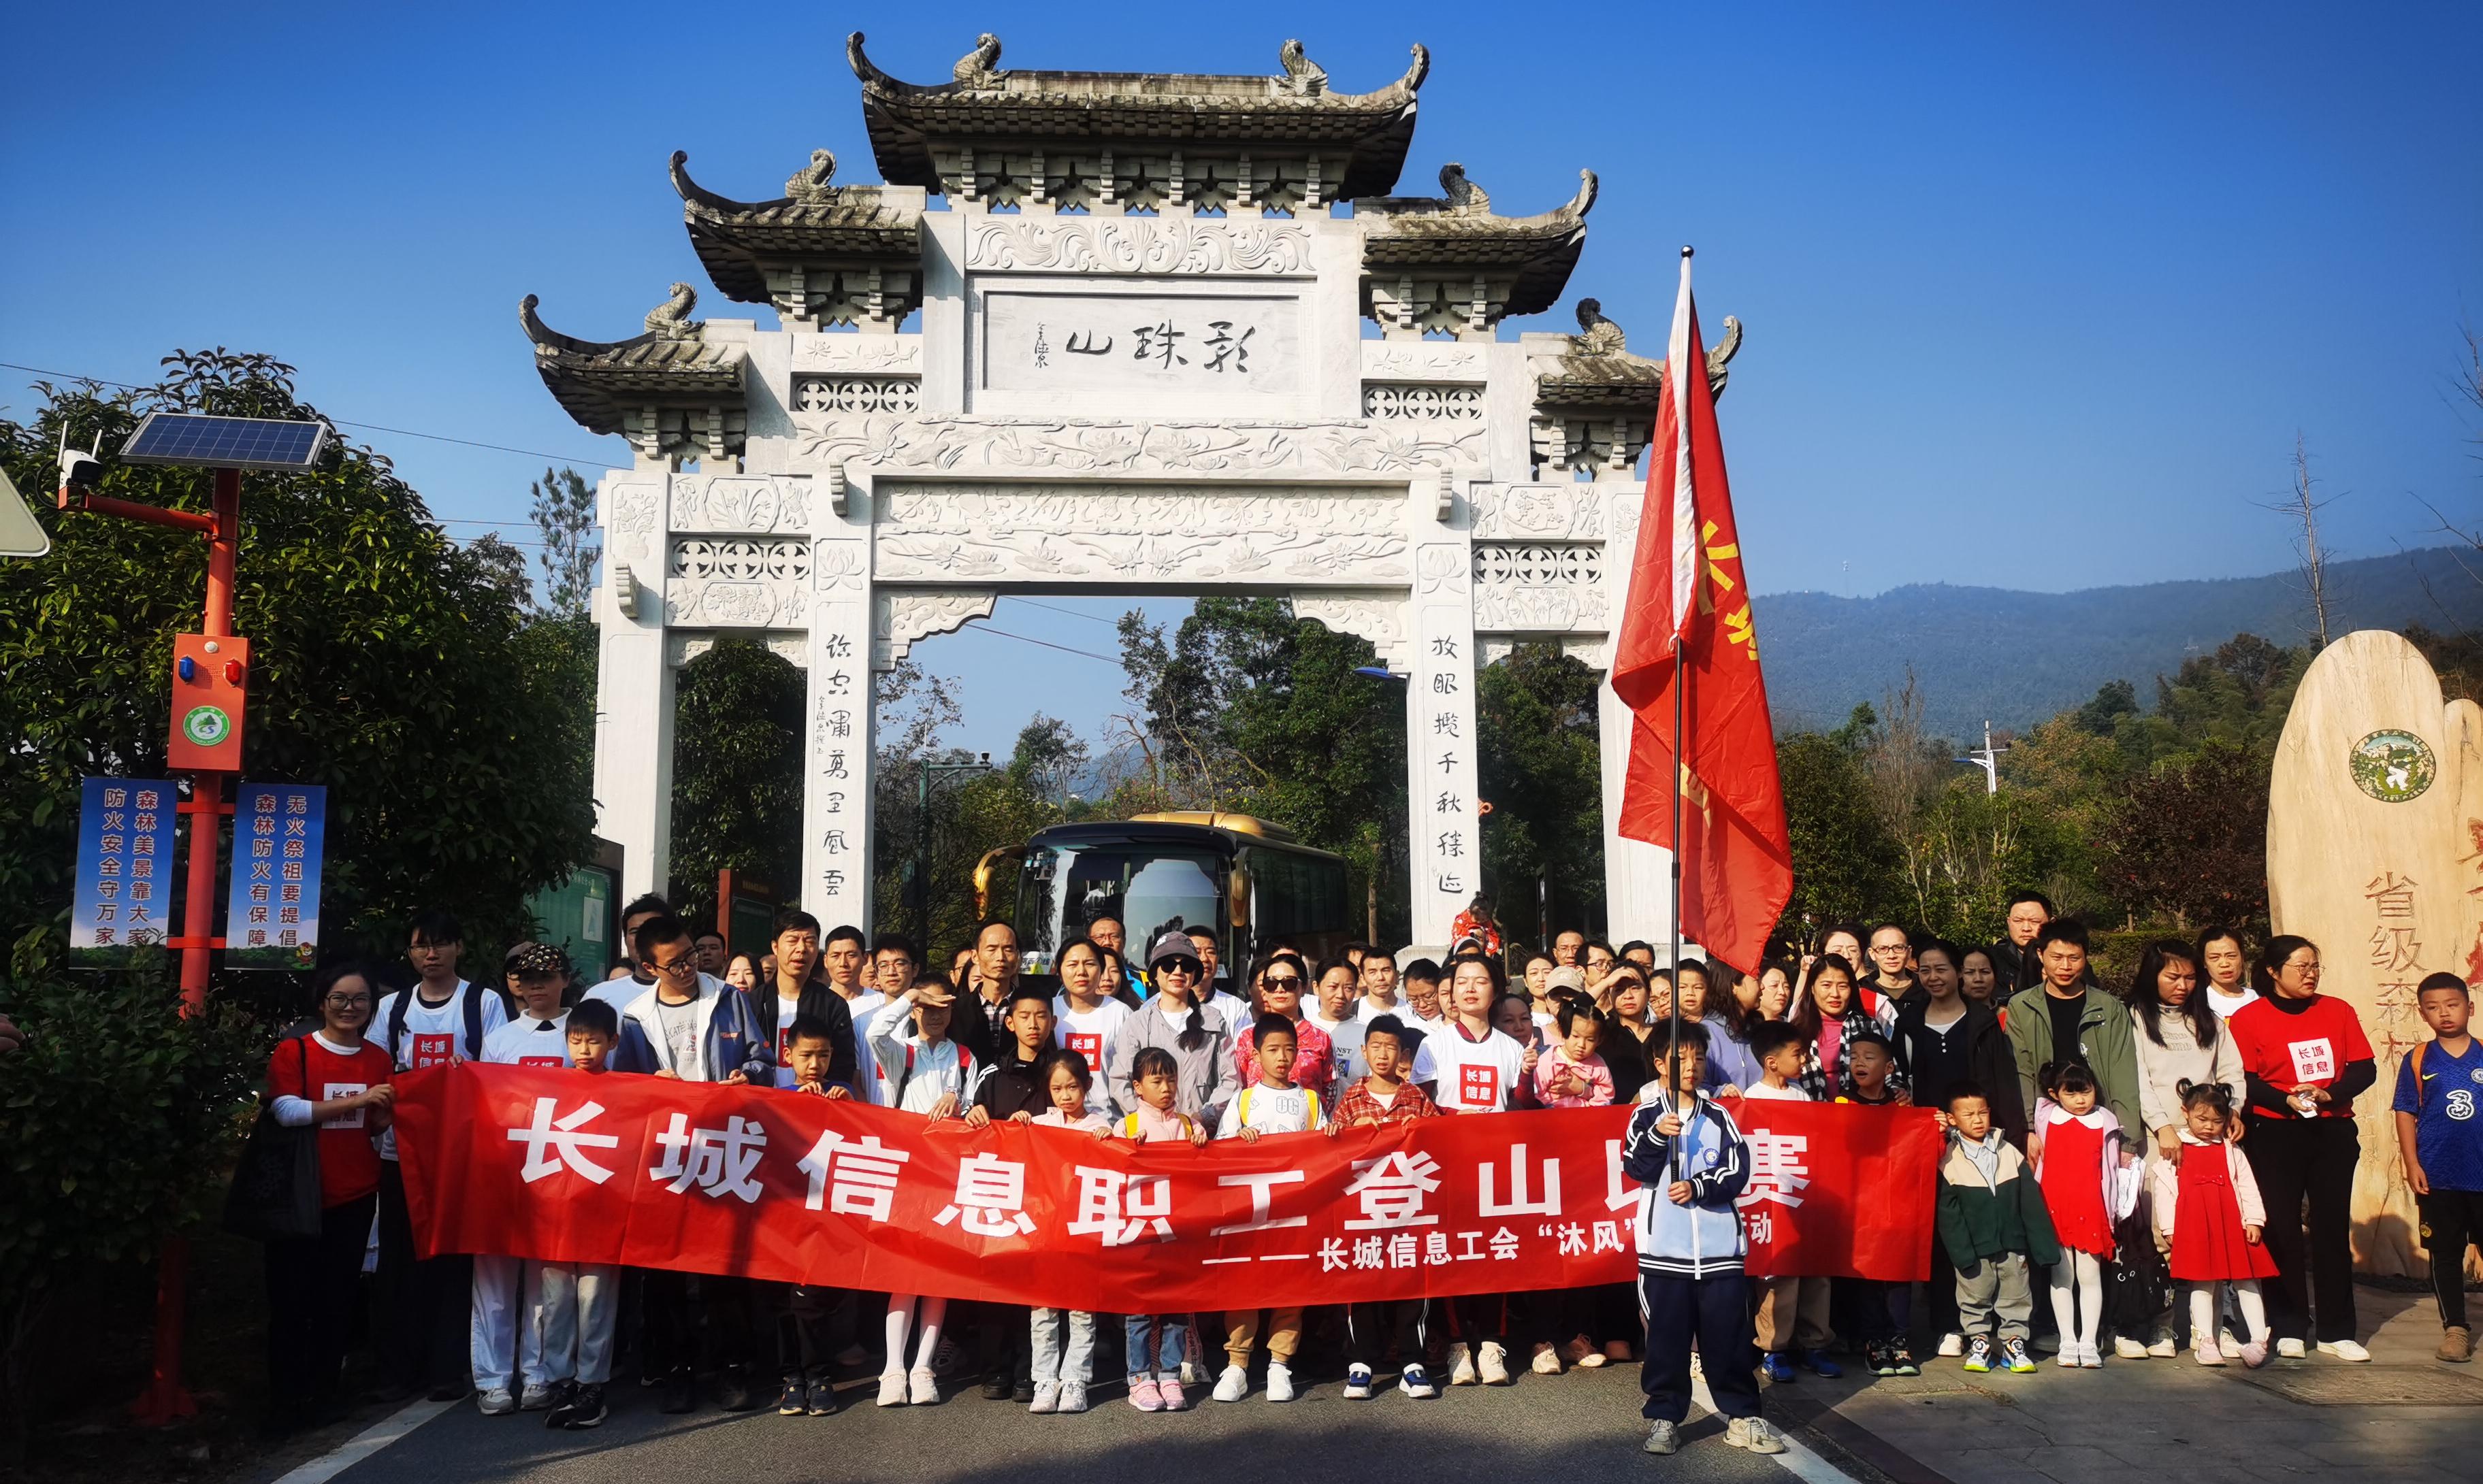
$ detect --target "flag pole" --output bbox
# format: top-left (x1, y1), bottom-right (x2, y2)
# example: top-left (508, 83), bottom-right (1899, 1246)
top-left (1666, 245), bottom-right (1692, 1185)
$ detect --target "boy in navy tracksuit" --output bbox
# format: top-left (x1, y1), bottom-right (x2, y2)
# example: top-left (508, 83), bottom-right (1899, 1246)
top-left (1621, 1021), bottom-right (1787, 1457)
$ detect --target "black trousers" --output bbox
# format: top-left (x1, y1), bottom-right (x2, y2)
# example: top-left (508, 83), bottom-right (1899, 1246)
top-left (1448, 1292), bottom-right (1507, 1345)
top-left (772, 1284), bottom-right (840, 1382)
top-left (2419, 1187), bottom-right (2483, 1332)
top-left (975, 1301), bottom-right (1032, 1385)
top-left (1639, 1270), bottom-right (1759, 1423)
top-left (2245, 1116), bottom-right (2360, 1342)
top-left (375, 1162), bottom-right (470, 1391)
top-left (265, 1193), bottom-right (376, 1421)
top-left (641, 1269), bottom-right (698, 1376)
top-left (1343, 1300), bottom-right (1429, 1369)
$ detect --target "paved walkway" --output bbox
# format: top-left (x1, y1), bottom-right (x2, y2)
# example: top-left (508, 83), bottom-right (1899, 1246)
top-left (1769, 1285), bottom-right (2483, 1484)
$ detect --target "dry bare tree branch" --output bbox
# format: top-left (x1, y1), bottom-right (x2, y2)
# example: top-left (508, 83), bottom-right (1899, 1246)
top-left (2257, 433), bottom-right (2339, 650)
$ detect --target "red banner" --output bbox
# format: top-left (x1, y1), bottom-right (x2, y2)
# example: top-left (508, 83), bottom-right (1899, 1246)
top-left (392, 1065), bottom-right (1940, 1310)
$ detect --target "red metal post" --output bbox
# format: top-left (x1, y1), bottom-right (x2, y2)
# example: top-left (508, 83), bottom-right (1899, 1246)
top-left (132, 467), bottom-right (240, 1425)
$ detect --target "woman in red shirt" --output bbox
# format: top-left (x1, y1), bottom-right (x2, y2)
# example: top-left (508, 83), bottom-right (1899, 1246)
top-left (2226, 936), bottom-right (2375, 1361)
top-left (260, 962), bottom-right (396, 1434)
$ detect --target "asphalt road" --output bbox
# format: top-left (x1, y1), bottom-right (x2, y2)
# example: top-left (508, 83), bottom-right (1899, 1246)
top-left (312, 1365), bottom-right (1810, 1484)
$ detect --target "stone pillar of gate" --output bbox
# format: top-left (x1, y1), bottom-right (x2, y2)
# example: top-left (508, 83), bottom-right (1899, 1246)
top-left (596, 470), bottom-right (675, 902)
top-left (801, 501), bottom-right (877, 933)
top-left (1595, 672), bottom-right (1676, 951)
top-left (1406, 540), bottom-right (1482, 948)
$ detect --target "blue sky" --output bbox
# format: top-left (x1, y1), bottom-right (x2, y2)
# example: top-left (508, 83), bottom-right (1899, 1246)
top-left (7, 2), bottom-right (2479, 756)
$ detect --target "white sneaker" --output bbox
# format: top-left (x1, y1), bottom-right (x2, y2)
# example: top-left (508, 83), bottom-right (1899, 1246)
top-left (1028, 1381), bottom-right (1059, 1414)
top-left (1448, 1342), bottom-right (1477, 1385)
top-left (2218, 1328), bottom-right (2243, 1359)
top-left (1644, 1419), bottom-right (1681, 1455)
top-left (477, 1387), bottom-right (516, 1416)
top-left (1530, 1342), bottom-right (1563, 1375)
top-left (877, 1370), bottom-right (907, 1406)
top-left (908, 1368), bottom-right (939, 1404)
top-left (2079, 1345), bottom-right (2100, 1370)
top-left (2113, 1335), bottom-right (2148, 1359)
top-left (2317, 1339), bottom-right (2371, 1362)
top-left (1725, 1416), bottom-right (1788, 1455)
top-left (1342, 1364), bottom-right (1374, 1400)
top-left (1937, 1332), bottom-right (1964, 1358)
top-left (519, 1381), bottom-right (557, 1411)
top-left (2277, 1338), bottom-right (2307, 1359)
top-left (2056, 1346), bottom-right (2081, 1369)
top-left (1398, 1363), bottom-right (1438, 1399)
top-left (2149, 1328), bottom-right (2179, 1358)
top-left (1057, 1381), bottom-right (1089, 1414)
top-left (1212, 1364), bottom-right (1250, 1402)
top-left (1478, 1341), bottom-right (1511, 1385)
top-left (1266, 1362), bottom-right (1295, 1403)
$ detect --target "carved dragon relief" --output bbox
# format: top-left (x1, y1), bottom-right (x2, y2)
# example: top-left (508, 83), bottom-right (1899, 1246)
top-left (791, 414), bottom-right (1484, 478)
top-left (871, 483), bottom-right (1410, 583)
top-left (964, 216), bottom-right (1312, 275)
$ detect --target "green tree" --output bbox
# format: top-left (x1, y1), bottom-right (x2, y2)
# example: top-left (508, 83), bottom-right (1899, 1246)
top-left (527, 465), bottom-right (598, 619)
top-left (1774, 719), bottom-right (1906, 940)
top-left (2094, 741), bottom-right (2272, 933)
top-left (0, 934), bottom-right (265, 1458)
top-left (666, 642), bottom-right (805, 919)
top-left (1474, 643), bottom-right (1605, 942)
top-left (0, 352), bottom-right (595, 956)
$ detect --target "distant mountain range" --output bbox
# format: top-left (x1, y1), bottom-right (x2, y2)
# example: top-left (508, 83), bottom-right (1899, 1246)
top-left (1755, 545), bottom-right (2483, 742)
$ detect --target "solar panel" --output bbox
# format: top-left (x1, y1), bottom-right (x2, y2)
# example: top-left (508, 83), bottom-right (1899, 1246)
top-left (120, 413), bottom-right (331, 472)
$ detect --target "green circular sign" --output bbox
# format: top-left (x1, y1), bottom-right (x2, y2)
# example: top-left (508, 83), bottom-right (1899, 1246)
top-left (181, 705), bottom-right (231, 748)
top-left (2350, 728), bottom-right (2435, 803)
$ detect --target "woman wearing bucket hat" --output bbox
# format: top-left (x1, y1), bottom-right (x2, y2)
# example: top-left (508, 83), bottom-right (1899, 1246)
top-left (1103, 930), bottom-right (1235, 1121)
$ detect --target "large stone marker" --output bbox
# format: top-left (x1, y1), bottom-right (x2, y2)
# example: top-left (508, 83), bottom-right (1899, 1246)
top-left (2268, 627), bottom-right (2483, 1276)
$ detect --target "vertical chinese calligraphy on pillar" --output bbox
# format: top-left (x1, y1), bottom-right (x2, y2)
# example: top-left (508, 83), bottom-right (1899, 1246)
top-left (1408, 543), bottom-right (1479, 946)
top-left (224, 783), bottom-right (326, 969)
top-left (807, 535), bottom-right (875, 931)
top-left (2269, 629), bottom-right (2483, 1277)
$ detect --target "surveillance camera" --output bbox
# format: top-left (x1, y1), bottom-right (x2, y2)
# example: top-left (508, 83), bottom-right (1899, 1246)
top-left (59, 450), bottom-right (103, 493)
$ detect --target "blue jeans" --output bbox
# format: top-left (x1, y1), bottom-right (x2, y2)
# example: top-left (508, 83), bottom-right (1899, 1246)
top-left (1124, 1313), bottom-right (1188, 1381)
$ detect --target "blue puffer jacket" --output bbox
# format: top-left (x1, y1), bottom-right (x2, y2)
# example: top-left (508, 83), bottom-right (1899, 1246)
top-left (614, 983), bottom-right (772, 1083)
top-left (1621, 1083), bottom-right (1751, 1277)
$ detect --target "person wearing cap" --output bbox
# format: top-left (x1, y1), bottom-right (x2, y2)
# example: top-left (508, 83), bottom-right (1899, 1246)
top-left (471, 944), bottom-right (577, 1415)
top-left (1104, 931), bottom-right (1236, 1120)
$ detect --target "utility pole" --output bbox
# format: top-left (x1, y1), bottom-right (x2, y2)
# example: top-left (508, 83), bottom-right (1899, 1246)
top-left (1955, 719), bottom-right (2009, 795)
top-left (58, 412), bottom-right (329, 1425)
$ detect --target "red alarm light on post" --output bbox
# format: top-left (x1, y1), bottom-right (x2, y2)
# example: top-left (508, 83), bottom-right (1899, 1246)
top-left (168, 633), bottom-right (250, 772)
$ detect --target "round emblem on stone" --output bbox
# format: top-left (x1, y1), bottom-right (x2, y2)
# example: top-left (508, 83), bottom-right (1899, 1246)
top-left (2350, 729), bottom-right (2435, 803)
top-left (182, 705), bottom-right (231, 747)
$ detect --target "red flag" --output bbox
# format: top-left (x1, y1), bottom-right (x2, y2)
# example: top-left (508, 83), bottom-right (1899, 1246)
top-left (1611, 251), bottom-right (1792, 973)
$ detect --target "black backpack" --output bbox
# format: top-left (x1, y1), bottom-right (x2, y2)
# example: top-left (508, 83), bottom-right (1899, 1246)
top-left (383, 980), bottom-right (502, 1067)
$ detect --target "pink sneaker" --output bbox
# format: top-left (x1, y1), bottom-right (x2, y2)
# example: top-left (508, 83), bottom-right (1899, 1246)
top-left (1128, 1378), bottom-right (1163, 1412)
top-left (1158, 1379), bottom-right (1188, 1411)
top-left (2240, 1339), bottom-right (2270, 1370)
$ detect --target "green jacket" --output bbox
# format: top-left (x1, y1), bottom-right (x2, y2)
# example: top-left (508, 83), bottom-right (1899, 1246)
top-left (2003, 984), bottom-right (2141, 1134)
top-left (1935, 1136), bottom-right (2062, 1268)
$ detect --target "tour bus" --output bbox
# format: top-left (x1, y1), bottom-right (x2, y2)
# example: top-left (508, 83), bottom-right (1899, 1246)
top-left (981, 812), bottom-right (1350, 989)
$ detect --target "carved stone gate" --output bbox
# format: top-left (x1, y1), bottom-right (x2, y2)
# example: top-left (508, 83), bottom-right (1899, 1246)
top-left (525, 33), bottom-right (1737, 946)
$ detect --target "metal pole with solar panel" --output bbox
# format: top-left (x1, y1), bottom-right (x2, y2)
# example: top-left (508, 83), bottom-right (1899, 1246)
top-left (52, 410), bottom-right (329, 1426)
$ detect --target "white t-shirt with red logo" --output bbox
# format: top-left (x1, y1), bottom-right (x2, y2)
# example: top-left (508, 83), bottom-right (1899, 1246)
top-left (482, 1012), bottom-right (573, 1069)
top-left (374, 980), bottom-right (507, 1160)
top-left (1423, 1021), bottom-right (1527, 1113)
top-left (1054, 996), bottom-right (1132, 1088)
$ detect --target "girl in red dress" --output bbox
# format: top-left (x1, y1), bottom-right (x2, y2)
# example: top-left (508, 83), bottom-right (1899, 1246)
top-left (2034, 1063), bottom-right (2132, 1368)
top-left (2148, 1081), bottom-right (2277, 1368)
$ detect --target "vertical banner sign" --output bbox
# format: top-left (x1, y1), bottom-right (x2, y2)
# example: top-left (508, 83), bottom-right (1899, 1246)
top-left (70, 777), bottom-right (179, 959)
top-left (225, 782), bottom-right (326, 969)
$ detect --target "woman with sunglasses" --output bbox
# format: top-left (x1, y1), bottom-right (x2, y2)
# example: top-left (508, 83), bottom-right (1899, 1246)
top-left (1103, 931), bottom-right (1235, 1121)
top-left (1235, 952), bottom-right (1333, 1100)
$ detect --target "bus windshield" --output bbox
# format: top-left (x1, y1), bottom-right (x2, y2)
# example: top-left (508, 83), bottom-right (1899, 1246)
top-left (1017, 842), bottom-right (1224, 974)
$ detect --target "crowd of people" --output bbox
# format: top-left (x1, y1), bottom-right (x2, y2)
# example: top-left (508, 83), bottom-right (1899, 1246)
top-left (250, 889), bottom-right (2483, 1458)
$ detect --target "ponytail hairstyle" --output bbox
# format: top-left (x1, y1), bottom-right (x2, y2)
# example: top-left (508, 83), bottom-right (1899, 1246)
top-left (1555, 998), bottom-right (1602, 1042)
top-left (2175, 1076), bottom-right (2235, 1136)
top-left (2039, 1059), bottom-right (2098, 1104)
top-left (1177, 997), bottom-right (1208, 1053)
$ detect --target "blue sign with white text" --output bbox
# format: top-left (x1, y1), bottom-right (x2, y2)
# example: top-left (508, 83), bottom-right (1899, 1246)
top-left (225, 782), bottom-right (325, 968)
top-left (70, 776), bottom-right (180, 959)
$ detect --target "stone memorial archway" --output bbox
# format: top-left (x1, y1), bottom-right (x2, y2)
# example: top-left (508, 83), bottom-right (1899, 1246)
top-left (523, 33), bottom-right (1739, 945)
